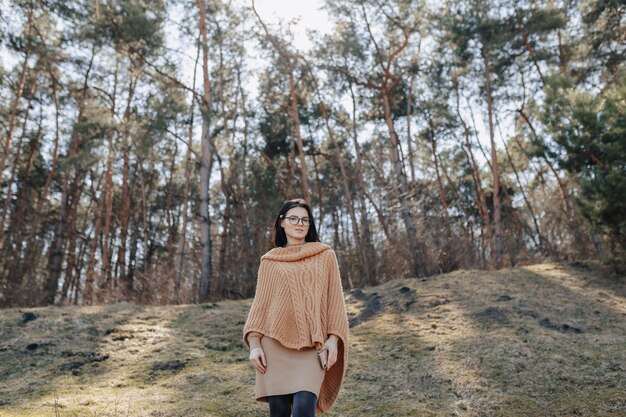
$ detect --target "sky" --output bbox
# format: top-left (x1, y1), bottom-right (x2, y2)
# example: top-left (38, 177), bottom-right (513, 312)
top-left (250, 0), bottom-right (333, 51)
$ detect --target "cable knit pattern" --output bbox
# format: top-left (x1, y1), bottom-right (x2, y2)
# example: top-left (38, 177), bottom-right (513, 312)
top-left (242, 242), bottom-right (350, 414)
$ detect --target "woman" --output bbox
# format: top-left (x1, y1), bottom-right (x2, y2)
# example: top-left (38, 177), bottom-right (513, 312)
top-left (242, 198), bottom-right (349, 417)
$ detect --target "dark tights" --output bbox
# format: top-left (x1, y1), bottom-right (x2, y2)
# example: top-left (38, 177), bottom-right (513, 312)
top-left (268, 390), bottom-right (317, 417)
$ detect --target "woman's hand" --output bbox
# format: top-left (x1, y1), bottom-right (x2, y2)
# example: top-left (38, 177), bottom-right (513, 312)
top-left (324, 335), bottom-right (339, 371)
top-left (249, 347), bottom-right (267, 373)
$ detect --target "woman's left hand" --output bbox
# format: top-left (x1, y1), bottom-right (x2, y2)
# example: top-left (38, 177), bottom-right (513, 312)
top-left (324, 335), bottom-right (339, 371)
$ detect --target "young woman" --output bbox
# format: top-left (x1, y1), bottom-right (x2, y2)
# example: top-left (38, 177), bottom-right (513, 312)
top-left (242, 198), bottom-right (349, 417)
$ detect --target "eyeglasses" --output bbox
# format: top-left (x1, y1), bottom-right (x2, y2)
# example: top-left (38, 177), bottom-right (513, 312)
top-left (281, 215), bottom-right (310, 226)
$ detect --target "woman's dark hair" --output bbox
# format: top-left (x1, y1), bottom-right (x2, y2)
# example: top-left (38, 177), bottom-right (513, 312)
top-left (273, 198), bottom-right (320, 247)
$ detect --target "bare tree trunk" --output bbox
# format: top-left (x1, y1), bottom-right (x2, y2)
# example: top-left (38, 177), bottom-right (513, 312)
top-left (288, 71), bottom-right (310, 201)
top-left (164, 143), bottom-right (179, 303)
top-left (348, 80), bottom-right (377, 282)
top-left (482, 46), bottom-right (502, 268)
top-left (175, 40), bottom-right (201, 303)
top-left (381, 89), bottom-right (421, 277)
top-left (45, 49), bottom-right (106, 306)
top-left (406, 74), bottom-right (416, 185)
top-left (2, 92), bottom-right (39, 305)
top-left (310, 142), bottom-right (324, 234)
top-left (45, 46), bottom-right (96, 305)
top-left (85, 169), bottom-right (105, 306)
top-left (63, 180), bottom-right (97, 304)
top-left (463, 125), bottom-right (494, 267)
top-left (43, 132), bottom-right (82, 305)
top-left (215, 25), bottom-right (228, 299)
top-left (428, 123), bottom-right (452, 238)
top-left (0, 79), bottom-right (37, 238)
top-left (357, 3), bottom-right (420, 275)
top-left (197, 0), bottom-right (213, 303)
top-left (498, 124), bottom-right (545, 254)
top-left (139, 158), bottom-right (150, 272)
top-left (116, 74), bottom-right (138, 300)
top-left (362, 187), bottom-right (395, 246)
top-left (60, 181), bottom-right (83, 304)
top-left (237, 73), bottom-right (257, 289)
top-left (215, 148), bottom-right (230, 298)
top-left (98, 55), bottom-right (120, 302)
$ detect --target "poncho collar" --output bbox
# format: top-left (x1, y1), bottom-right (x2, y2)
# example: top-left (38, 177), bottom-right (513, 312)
top-left (261, 241), bottom-right (331, 262)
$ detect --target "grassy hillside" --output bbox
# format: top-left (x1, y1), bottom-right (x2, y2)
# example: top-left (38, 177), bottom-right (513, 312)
top-left (1, 262), bottom-right (624, 417)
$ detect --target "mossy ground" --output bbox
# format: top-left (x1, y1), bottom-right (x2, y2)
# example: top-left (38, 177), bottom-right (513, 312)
top-left (0, 262), bottom-right (624, 417)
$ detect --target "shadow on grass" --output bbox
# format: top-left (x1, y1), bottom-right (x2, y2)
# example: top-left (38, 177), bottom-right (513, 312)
top-left (336, 261), bottom-right (625, 417)
top-left (0, 303), bottom-right (145, 409)
top-left (427, 264), bottom-right (626, 417)
top-left (0, 299), bottom-right (266, 417)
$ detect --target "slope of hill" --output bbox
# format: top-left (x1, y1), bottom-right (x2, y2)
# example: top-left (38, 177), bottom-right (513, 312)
top-left (0, 262), bottom-right (624, 417)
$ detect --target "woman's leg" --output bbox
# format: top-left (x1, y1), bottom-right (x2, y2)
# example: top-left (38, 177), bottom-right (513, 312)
top-left (291, 391), bottom-right (317, 417)
top-left (268, 393), bottom-right (292, 417)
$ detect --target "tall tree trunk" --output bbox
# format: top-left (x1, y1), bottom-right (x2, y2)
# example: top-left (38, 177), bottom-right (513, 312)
top-left (3, 94), bottom-right (39, 306)
top-left (139, 157), bottom-right (150, 273)
top-left (381, 88), bottom-right (421, 277)
top-left (85, 169), bottom-right (105, 305)
top-left (463, 126), bottom-right (494, 267)
top-left (98, 56), bottom-right (119, 302)
top-left (43, 133), bottom-right (82, 305)
top-left (44, 48), bottom-right (103, 306)
top-left (288, 71), bottom-right (311, 202)
top-left (215, 149), bottom-right (230, 298)
top-left (164, 146), bottom-right (179, 302)
top-left (428, 123), bottom-right (452, 238)
top-left (0, 78), bottom-right (37, 239)
top-left (482, 46), bottom-right (502, 268)
top-left (348, 79), bottom-right (376, 283)
top-left (406, 74), bottom-right (416, 185)
top-left (497, 121), bottom-right (545, 254)
top-left (49, 46), bottom-right (96, 304)
top-left (63, 180), bottom-right (97, 304)
top-left (197, 0), bottom-right (213, 303)
top-left (116, 74), bottom-right (137, 300)
top-left (358, 4), bottom-right (417, 274)
top-left (310, 142), bottom-right (324, 235)
top-left (175, 40), bottom-right (201, 303)
top-left (236, 74), bottom-right (256, 291)
top-left (60, 181), bottom-right (83, 305)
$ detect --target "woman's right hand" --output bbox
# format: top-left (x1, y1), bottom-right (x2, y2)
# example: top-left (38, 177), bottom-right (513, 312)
top-left (249, 347), bottom-right (266, 373)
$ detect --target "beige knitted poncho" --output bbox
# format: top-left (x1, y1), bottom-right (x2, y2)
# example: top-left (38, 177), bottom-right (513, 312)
top-left (242, 242), bottom-right (350, 414)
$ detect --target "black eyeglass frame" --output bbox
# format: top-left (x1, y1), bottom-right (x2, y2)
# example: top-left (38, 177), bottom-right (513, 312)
top-left (280, 214), bottom-right (311, 226)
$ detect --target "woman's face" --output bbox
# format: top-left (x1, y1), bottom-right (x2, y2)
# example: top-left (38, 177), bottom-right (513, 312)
top-left (280, 206), bottom-right (310, 242)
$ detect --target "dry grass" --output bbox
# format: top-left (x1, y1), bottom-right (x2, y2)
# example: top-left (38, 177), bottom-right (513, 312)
top-left (0, 261), bottom-right (624, 417)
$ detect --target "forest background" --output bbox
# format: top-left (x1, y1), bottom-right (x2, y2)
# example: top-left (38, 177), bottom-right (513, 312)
top-left (0, 0), bottom-right (624, 308)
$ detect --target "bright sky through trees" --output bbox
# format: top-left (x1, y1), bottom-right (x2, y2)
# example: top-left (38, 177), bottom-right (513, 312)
top-left (252, 0), bottom-right (333, 51)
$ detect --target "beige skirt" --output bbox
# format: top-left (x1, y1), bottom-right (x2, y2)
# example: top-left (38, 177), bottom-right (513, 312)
top-left (255, 336), bottom-right (326, 402)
